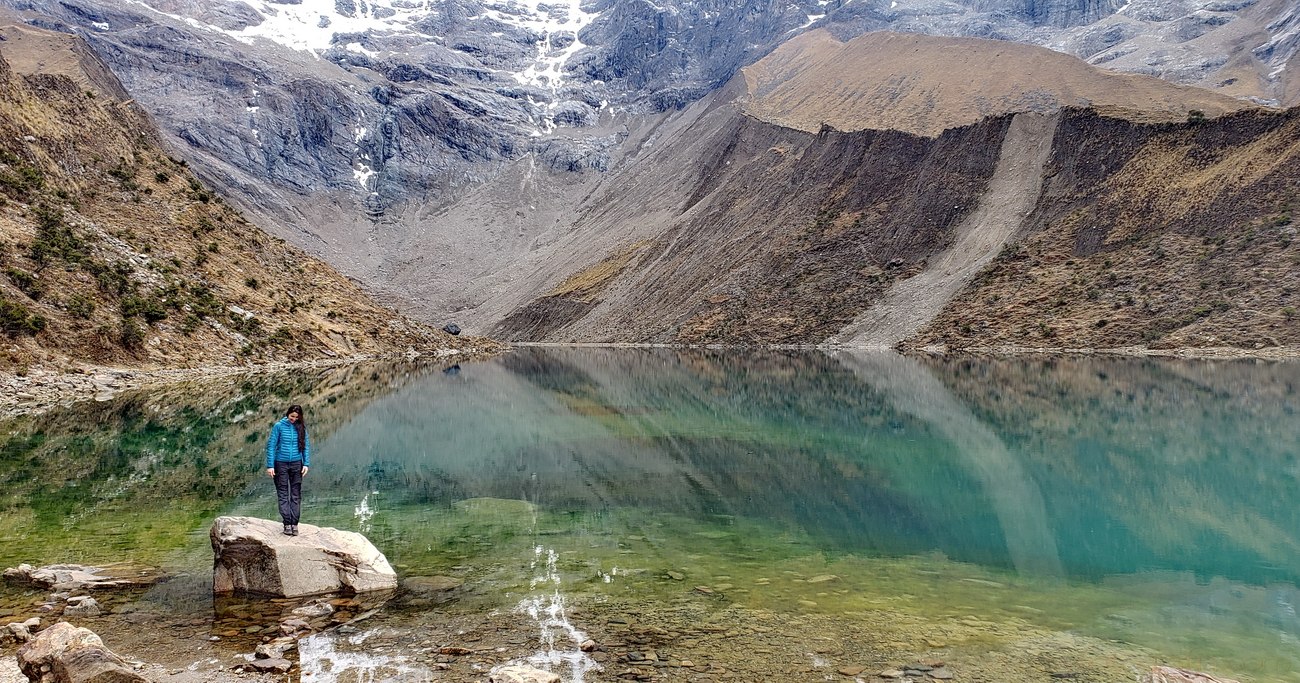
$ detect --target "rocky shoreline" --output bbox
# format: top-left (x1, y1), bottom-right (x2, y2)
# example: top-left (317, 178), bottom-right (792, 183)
top-left (0, 348), bottom-right (493, 421)
top-left (5, 343), bottom-right (1296, 422)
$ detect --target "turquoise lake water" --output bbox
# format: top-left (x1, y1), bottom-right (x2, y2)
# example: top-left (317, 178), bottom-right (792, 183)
top-left (1, 348), bottom-right (1298, 681)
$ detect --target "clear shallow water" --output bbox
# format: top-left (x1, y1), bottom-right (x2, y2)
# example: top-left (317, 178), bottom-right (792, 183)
top-left (1, 349), bottom-right (1299, 681)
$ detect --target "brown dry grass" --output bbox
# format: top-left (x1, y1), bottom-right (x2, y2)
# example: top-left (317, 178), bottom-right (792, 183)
top-left (546, 240), bottom-right (650, 302)
top-left (742, 30), bottom-right (1257, 137)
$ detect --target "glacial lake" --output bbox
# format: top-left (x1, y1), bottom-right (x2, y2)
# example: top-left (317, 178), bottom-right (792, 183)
top-left (1, 348), bottom-right (1298, 682)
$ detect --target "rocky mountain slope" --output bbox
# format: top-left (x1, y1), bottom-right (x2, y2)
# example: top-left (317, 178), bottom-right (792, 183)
top-left (0, 0), bottom-right (1295, 351)
top-left (486, 32), bottom-right (1299, 350)
top-left (0, 24), bottom-right (491, 371)
top-left (0, 0), bottom-right (1294, 342)
top-left (911, 106), bottom-right (1300, 351)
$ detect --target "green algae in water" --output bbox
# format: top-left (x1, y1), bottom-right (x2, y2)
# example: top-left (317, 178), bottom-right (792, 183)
top-left (2, 349), bottom-right (1300, 682)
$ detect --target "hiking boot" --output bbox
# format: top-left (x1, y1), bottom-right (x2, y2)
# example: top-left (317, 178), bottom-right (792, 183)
top-left (290, 525), bottom-right (299, 536)
top-left (283, 525), bottom-right (293, 536)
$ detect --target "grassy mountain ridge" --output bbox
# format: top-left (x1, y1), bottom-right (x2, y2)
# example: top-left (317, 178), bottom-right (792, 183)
top-left (742, 30), bottom-right (1255, 137)
top-left (0, 24), bottom-right (495, 371)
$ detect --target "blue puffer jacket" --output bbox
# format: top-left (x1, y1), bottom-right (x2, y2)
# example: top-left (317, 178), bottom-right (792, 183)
top-left (265, 417), bottom-right (311, 468)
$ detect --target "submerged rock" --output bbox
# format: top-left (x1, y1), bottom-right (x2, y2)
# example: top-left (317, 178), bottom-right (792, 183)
top-left (3, 563), bottom-right (164, 591)
top-left (62, 596), bottom-right (102, 617)
top-left (1143, 666), bottom-right (1241, 683)
top-left (17, 621), bottom-right (148, 683)
top-left (490, 665), bottom-right (561, 683)
top-left (210, 516), bottom-right (397, 598)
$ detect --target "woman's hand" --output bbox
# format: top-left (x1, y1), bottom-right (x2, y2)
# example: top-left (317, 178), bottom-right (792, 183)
top-left (302, 466), bottom-right (309, 476)
top-left (266, 467), bottom-right (275, 478)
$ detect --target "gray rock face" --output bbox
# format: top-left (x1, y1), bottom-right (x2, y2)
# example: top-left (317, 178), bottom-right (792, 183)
top-left (972, 0), bottom-right (1122, 26)
top-left (210, 516), bottom-right (397, 597)
top-left (17, 622), bottom-right (149, 683)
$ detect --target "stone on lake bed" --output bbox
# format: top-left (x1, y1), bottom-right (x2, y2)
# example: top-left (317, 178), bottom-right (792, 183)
top-left (491, 665), bottom-right (561, 683)
top-left (1143, 666), bottom-right (1241, 683)
top-left (401, 575), bottom-right (464, 594)
top-left (210, 516), bottom-right (397, 598)
top-left (249, 657), bottom-right (293, 672)
top-left (807, 574), bottom-right (840, 583)
top-left (62, 596), bottom-right (102, 617)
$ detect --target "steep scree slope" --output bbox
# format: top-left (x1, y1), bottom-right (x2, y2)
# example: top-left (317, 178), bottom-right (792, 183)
top-left (912, 107), bottom-right (1300, 352)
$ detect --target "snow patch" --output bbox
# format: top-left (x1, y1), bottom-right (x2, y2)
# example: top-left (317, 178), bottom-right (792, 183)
top-left (345, 41), bottom-right (377, 57)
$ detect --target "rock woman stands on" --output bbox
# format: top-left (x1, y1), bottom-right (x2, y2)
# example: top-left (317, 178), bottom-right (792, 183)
top-left (266, 404), bottom-right (310, 536)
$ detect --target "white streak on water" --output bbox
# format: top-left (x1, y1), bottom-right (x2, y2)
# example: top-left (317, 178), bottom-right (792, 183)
top-left (298, 630), bottom-right (433, 682)
top-left (354, 491), bottom-right (376, 531)
top-left (495, 545), bottom-right (600, 683)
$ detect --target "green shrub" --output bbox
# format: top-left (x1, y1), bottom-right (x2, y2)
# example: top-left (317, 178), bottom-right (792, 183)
top-left (0, 297), bottom-right (46, 335)
top-left (67, 293), bottom-right (95, 319)
top-left (187, 283), bottom-right (224, 318)
top-left (0, 151), bottom-right (45, 199)
top-left (84, 259), bottom-right (133, 296)
top-left (154, 171), bottom-right (170, 184)
top-left (120, 294), bottom-right (168, 324)
top-left (230, 314), bottom-right (262, 336)
top-left (4, 267), bottom-right (44, 300)
top-left (29, 204), bottom-right (86, 266)
top-left (119, 318), bottom-right (144, 349)
top-left (108, 163), bottom-right (135, 182)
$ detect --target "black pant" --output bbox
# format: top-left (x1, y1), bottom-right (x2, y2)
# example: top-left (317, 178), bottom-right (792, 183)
top-left (274, 460), bottom-right (304, 525)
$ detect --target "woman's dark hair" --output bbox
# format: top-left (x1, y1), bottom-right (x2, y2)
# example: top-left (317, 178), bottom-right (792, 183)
top-left (286, 404), bottom-right (307, 453)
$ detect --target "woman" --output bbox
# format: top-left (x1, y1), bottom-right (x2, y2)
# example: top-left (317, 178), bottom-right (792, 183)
top-left (266, 404), bottom-right (310, 536)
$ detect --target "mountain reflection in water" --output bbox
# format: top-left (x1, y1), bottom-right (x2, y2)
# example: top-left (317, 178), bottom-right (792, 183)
top-left (304, 348), bottom-right (1300, 587)
top-left (1, 348), bottom-right (1298, 681)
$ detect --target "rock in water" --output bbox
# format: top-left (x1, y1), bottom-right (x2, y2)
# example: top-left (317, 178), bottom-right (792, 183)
top-left (1143, 667), bottom-right (1242, 683)
top-left (3, 563), bottom-right (164, 590)
top-left (490, 666), bottom-right (561, 683)
top-left (17, 621), bottom-right (149, 683)
top-left (210, 516), bottom-right (397, 597)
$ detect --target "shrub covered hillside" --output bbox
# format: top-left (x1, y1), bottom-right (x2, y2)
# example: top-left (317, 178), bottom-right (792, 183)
top-left (0, 29), bottom-right (493, 371)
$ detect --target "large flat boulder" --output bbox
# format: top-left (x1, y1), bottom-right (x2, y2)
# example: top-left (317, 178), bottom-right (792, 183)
top-left (210, 516), bottom-right (397, 598)
top-left (17, 621), bottom-right (149, 683)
